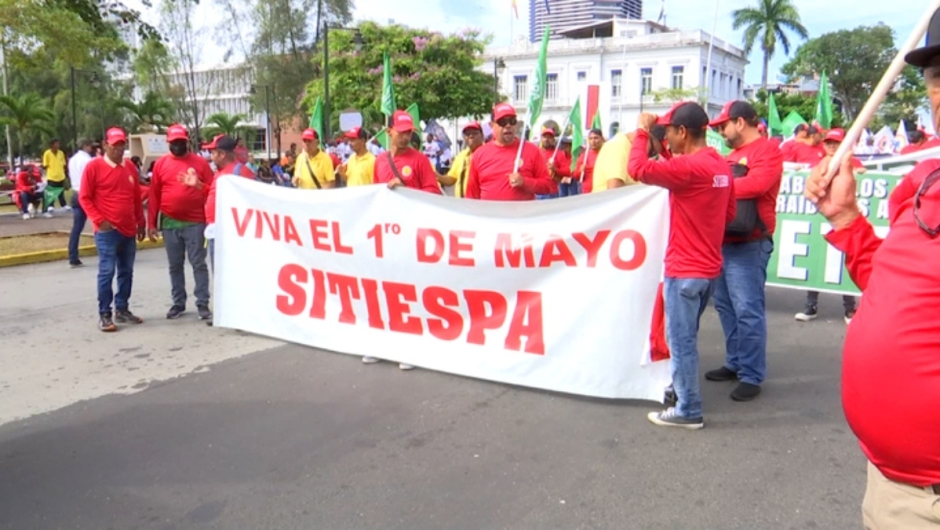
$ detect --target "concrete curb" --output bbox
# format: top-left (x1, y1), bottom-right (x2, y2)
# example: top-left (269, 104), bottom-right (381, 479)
top-left (0, 238), bottom-right (165, 268)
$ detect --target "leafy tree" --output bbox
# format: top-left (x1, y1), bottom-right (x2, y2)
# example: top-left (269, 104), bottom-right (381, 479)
top-left (751, 88), bottom-right (845, 132)
top-left (782, 24), bottom-right (895, 121)
top-left (202, 112), bottom-right (253, 138)
top-left (0, 93), bottom-right (56, 156)
top-left (650, 86), bottom-right (703, 105)
top-left (303, 22), bottom-right (496, 131)
top-left (159, 0), bottom-right (214, 144)
top-left (116, 92), bottom-right (176, 133)
top-left (731, 0), bottom-right (809, 89)
top-left (870, 65), bottom-right (926, 132)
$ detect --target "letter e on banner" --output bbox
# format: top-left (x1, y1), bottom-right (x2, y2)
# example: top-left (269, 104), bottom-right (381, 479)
top-left (449, 231), bottom-right (476, 266)
top-left (423, 286), bottom-right (464, 340)
top-left (383, 281), bottom-right (423, 335)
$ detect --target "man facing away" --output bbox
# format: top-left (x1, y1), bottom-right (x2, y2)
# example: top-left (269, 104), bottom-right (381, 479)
top-left (78, 128), bottom-right (146, 332)
top-left (627, 102), bottom-right (736, 430)
top-left (67, 139), bottom-right (96, 268)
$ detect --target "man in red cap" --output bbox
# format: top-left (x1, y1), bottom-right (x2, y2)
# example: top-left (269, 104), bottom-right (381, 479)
top-left (575, 128), bottom-right (605, 194)
top-left (466, 103), bottom-right (557, 200)
top-left (373, 110), bottom-right (442, 195)
top-left (79, 127), bottom-right (146, 332)
top-left (536, 126), bottom-right (569, 198)
top-left (292, 128), bottom-right (335, 189)
top-left (148, 124), bottom-right (215, 321)
top-left (439, 122), bottom-right (484, 198)
top-left (803, 15), bottom-right (940, 524)
top-left (627, 102), bottom-right (736, 429)
top-left (705, 100), bottom-right (784, 402)
top-left (337, 127), bottom-right (375, 187)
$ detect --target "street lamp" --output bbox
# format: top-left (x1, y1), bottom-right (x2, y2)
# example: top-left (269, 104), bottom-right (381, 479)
top-left (493, 58), bottom-right (506, 105)
top-left (250, 84), bottom-right (272, 161)
top-left (323, 23), bottom-right (364, 141)
top-left (70, 67), bottom-right (103, 151)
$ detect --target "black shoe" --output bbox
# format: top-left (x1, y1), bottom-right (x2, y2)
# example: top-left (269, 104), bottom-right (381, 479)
top-left (197, 305), bottom-right (213, 320)
top-left (166, 305), bottom-right (186, 319)
top-left (795, 305), bottom-right (818, 322)
top-left (664, 384), bottom-right (677, 406)
top-left (115, 309), bottom-right (143, 324)
top-left (206, 318), bottom-right (213, 327)
top-left (98, 313), bottom-right (117, 332)
top-left (731, 382), bottom-right (761, 402)
top-left (705, 366), bottom-right (738, 382)
top-left (69, 260), bottom-right (83, 268)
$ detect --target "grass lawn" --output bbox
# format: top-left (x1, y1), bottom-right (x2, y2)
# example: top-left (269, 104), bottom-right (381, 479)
top-left (0, 232), bottom-right (92, 256)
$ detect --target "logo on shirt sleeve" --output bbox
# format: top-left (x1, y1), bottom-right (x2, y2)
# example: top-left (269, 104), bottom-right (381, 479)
top-left (713, 174), bottom-right (730, 188)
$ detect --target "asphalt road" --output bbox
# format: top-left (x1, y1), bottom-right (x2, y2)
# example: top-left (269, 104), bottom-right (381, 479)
top-left (0, 250), bottom-right (864, 529)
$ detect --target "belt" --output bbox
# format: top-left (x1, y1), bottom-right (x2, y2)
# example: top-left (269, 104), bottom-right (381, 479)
top-left (933, 484), bottom-right (940, 496)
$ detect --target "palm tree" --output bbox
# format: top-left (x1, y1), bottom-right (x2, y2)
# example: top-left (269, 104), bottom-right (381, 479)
top-left (115, 92), bottom-right (176, 133)
top-left (202, 112), bottom-right (253, 139)
top-left (0, 93), bottom-right (56, 158)
top-left (732, 0), bottom-right (809, 89)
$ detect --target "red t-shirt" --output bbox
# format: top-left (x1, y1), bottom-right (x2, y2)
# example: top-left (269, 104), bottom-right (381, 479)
top-left (574, 148), bottom-right (600, 194)
top-left (148, 153), bottom-right (214, 229)
top-left (783, 142), bottom-right (825, 164)
top-left (466, 139), bottom-right (557, 200)
top-left (206, 162), bottom-right (256, 226)
top-left (628, 130), bottom-right (736, 279)
top-left (16, 170), bottom-right (39, 193)
top-left (726, 137), bottom-right (784, 241)
top-left (79, 157), bottom-right (144, 238)
top-left (540, 146), bottom-right (572, 179)
top-left (373, 148), bottom-right (442, 194)
top-left (826, 158), bottom-right (940, 487)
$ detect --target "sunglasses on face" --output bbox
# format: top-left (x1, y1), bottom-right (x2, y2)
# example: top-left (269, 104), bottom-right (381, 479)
top-left (914, 168), bottom-right (940, 238)
top-left (496, 117), bottom-right (518, 127)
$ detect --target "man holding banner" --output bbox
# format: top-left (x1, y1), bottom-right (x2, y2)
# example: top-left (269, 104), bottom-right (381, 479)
top-left (374, 110), bottom-right (442, 195)
top-left (440, 122), bottom-right (484, 198)
top-left (628, 102), bottom-right (736, 430)
top-left (292, 129), bottom-right (335, 190)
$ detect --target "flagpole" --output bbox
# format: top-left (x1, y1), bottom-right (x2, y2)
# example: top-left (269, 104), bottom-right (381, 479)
top-left (550, 114), bottom-right (571, 163)
top-left (514, 121), bottom-right (528, 172)
top-left (703, 0), bottom-right (719, 111)
top-left (618, 43), bottom-right (627, 127)
top-left (578, 149), bottom-right (587, 183)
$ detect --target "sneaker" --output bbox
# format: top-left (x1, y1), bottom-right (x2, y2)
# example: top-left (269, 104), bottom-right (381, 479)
top-left (41, 211), bottom-right (53, 218)
top-left (62, 205), bottom-right (72, 211)
top-left (206, 318), bottom-right (213, 327)
top-left (27, 204), bottom-right (35, 215)
top-left (399, 363), bottom-right (415, 371)
top-left (362, 356), bottom-right (380, 364)
top-left (647, 407), bottom-right (704, 430)
top-left (705, 366), bottom-right (738, 382)
top-left (166, 305), bottom-right (186, 319)
top-left (197, 305), bottom-right (212, 320)
top-left (731, 382), bottom-right (761, 402)
top-left (21, 213), bottom-right (30, 220)
top-left (98, 314), bottom-right (117, 332)
top-left (663, 384), bottom-right (677, 406)
top-left (844, 309), bottom-right (856, 325)
top-left (795, 305), bottom-right (818, 322)
top-left (69, 260), bottom-right (83, 268)
top-left (114, 310), bottom-right (143, 324)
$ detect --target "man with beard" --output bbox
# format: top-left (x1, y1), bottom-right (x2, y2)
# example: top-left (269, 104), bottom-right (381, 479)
top-left (437, 122), bottom-right (485, 198)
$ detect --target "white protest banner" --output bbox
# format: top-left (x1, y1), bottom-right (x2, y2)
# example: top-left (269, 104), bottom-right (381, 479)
top-left (214, 178), bottom-right (672, 400)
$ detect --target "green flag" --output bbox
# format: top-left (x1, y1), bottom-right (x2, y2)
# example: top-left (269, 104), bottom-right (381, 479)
top-left (768, 93), bottom-right (783, 137)
top-left (375, 129), bottom-right (389, 149)
top-left (309, 97), bottom-right (324, 141)
top-left (815, 70), bottom-right (833, 129)
top-left (381, 52), bottom-right (396, 118)
top-left (568, 97), bottom-right (584, 172)
top-left (706, 128), bottom-right (731, 155)
top-left (527, 26), bottom-right (550, 129)
top-left (406, 102), bottom-right (421, 134)
top-left (781, 110), bottom-right (807, 137)
top-left (590, 111), bottom-right (601, 134)
top-left (43, 186), bottom-right (64, 209)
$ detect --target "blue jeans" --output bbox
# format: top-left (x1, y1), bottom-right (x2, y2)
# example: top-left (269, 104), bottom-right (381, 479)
top-left (18, 192), bottom-right (41, 213)
top-left (95, 230), bottom-right (137, 315)
top-left (162, 223), bottom-right (209, 308)
top-left (68, 194), bottom-right (87, 263)
top-left (664, 277), bottom-right (715, 419)
top-left (712, 239), bottom-right (773, 386)
top-left (559, 181), bottom-right (581, 197)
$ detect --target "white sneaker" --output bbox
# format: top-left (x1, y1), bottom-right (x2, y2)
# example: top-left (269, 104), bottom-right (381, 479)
top-left (62, 205), bottom-right (72, 211)
top-left (362, 356), bottom-right (380, 364)
top-left (41, 211), bottom-right (53, 218)
top-left (794, 306), bottom-right (818, 322)
top-left (399, 363), bottom-right (415, 371)
top-left (27, 204), bottom-right (35, 215)
top-left (22, 213), bottom-right (30, 220)
top-left (47, 207), bottom-right (55, 213)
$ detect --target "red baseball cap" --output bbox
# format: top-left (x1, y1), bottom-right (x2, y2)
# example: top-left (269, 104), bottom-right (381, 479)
top-left (391, 110), bottom-right (415, 133)
top-left (757, 123), bottom-right (768, 132)
top-left (492, 102), bottom-right (517, 122)
top-left (657, 102), bottom-right (709, 129)
top-left (541, 127), bottom-right (556, 137)
top-left (302, 128), bottom-right (319, 141)
top-left (343, 127), bottom-right (366, 140)
top-left (462, 122), bottom-right (482, 133)
top-left (824, 128), bottom-right (846, 143)
top-left (202, 134), bottom-right (238, 152)
top-left (708, 101), bottom-right (759, 127)
top-left (166, 123), bottom-right (188, 142)
top-left (106, 127), bottom-right (127, 145)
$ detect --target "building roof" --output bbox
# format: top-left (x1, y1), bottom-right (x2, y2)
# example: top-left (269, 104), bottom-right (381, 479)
top-left (556, 19), bottom-right (669, 39)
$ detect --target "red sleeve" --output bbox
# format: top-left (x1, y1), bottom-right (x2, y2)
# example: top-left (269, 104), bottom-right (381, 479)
top-left (628, 130), bottom-right (693, 190)
top-left (734, 142), bottom-right (783, 199)
top-left (147, 159), bottom-right (162, 230)
top-left (418, 155), bottom-right (443, 194)
top-left (851, 157), bottom-right (864, 169)
top-left (465, 155), bottom-right (481, 199)
top-left (522, 145), bottom-right (557, 195)
top-left (15, 172), bottom-right (31, 192)
top-left (824, 215), bottom-right (881, 291)
top-left (554, 151), bottom-right (572, 178)
top-left (79, 162), bottom-right (104, 227)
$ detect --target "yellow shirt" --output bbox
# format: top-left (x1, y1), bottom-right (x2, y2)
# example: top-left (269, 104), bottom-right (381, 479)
top-left (446, 148), bottom-right (474, 198)
top-left (345, 151), bottom-right (375, 187)
top-left (293, 149), bottom-right (334, 189)
top-left (592, 133), bottom-right (638, 193)
top-left (42, 149), bottom-right (67, 182)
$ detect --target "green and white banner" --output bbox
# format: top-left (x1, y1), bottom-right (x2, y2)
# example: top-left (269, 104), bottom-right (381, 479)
top-left (767, 170), bottom-right (899, 295)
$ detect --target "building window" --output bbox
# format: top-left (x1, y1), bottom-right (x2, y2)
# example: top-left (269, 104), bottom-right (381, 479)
top-left (513, 75), bottom-right (528, 102)
top-left (640, 67), bottom-right (653, 95)
top-left (577, 71), bottom-right (587, 81)
top-left (611, 69), bottom-right (623, 98)
top-left (737, 78), bottom-right (743, 97)
top-left (671, 66), bottom-right (684, 90)
top-left (546, 73), bottom-right (558, 102)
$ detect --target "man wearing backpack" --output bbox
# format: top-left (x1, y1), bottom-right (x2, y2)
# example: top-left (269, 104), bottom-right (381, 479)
top-left (292, 128), bottom-right (334, 189)
top-left (706, 101), bottom-right (784, 402)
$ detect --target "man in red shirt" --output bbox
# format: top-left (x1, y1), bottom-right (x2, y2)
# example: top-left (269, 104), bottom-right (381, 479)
top-left (78, 127), bottom-right (145, 332)
top-left (575, 128), bottom-right (605, 194)
top-left (804, 23), bottom-right (940, 526)
top-left (627, 102), bottom-right (735, 429)
top-left (374, 110), bottom-right (442, 195)
top-left (466, 103), bottom-right (557, 200)
top-left (705, 101), bottom-right (784, 402)
top-left (148, 124), bottom-right (215, 320)
top-left (900, 129), bottom-right (927, 155)
top-left (537, 127), bottom-right (567, 198)
top-left (15, 165), bottom-right (43, 219)
top-left (782, 124), bottom-right (825, 164)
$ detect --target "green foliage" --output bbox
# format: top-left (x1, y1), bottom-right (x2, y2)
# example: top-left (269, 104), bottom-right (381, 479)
top-left (731, 0), bottom-right (808, 87)
top-left (0, 93), bottom-right (56, 154)
top-left (751, 89), bottom-right (844, 132)
top-left (303, 22), bottom-right (496, 130)
top-left (870, 66), bottom-right (926, 133)
top-left (202, 112), bottom-right (253, 139)
top-left (115, 92), bottom-right (176, 133)
top-left (781, 24), bottom-right (895, 120)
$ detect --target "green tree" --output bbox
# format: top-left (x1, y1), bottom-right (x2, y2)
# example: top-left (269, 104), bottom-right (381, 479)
top-left (781, 24), bottom-right (894, 120)
top-left (649, 86), bottom-right (703, 105)
top-left (731, 0), bottom-right (809, 89)
top-left (202, 112), bottom-right (253, 138)
top-left (116, 92), bottom-right (176, 133)
top-left (0, 93), bottom-right (55, 156)
top-left (870, 65), bottom-right (926, 133)
top-left (159, 0), bottom-right (214, 143)
top-left (303, 22), bottom-right (496, 131)
top-left (751, 89), bottom-right (844, 133)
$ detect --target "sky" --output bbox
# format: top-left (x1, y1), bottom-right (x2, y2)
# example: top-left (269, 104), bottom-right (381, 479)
top-left (125, 0), bottom-right (927, 85)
